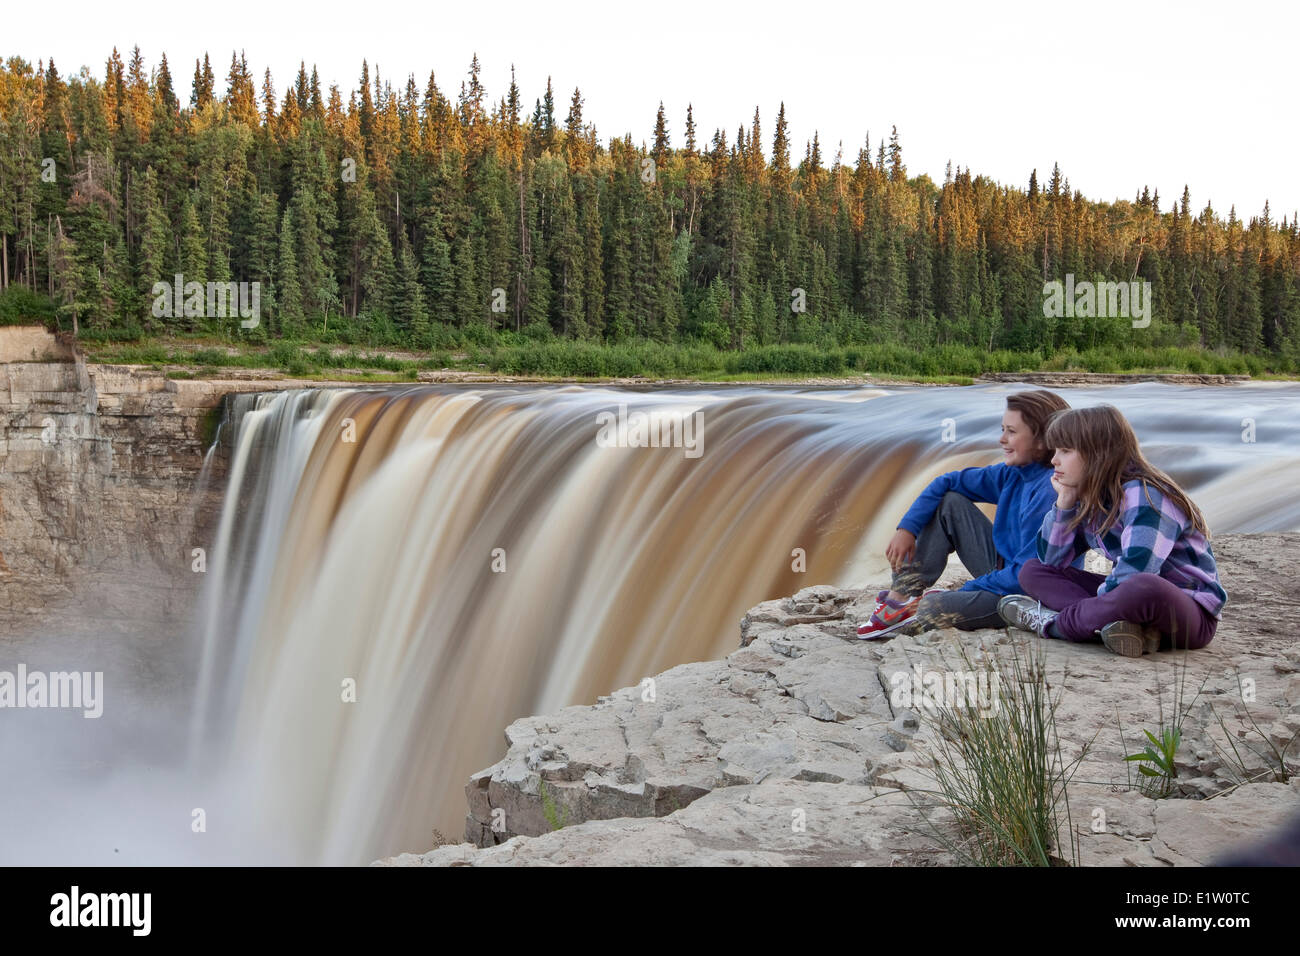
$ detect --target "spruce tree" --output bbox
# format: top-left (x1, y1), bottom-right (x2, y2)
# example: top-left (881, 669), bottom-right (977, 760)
top-left (652, 102), bottom-right (670, 171)
top-left (397, 233), bottom-right (429, 344)
top-left (135, 167), bottom-right (170, 329)
top-left (277, 207), bottom-right (304, 336)
top-left (418, 209), bottom-right (454, 327)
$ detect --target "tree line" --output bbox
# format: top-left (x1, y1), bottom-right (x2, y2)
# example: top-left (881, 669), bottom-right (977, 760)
top-left (1, 48), bottom-right (1297, 358)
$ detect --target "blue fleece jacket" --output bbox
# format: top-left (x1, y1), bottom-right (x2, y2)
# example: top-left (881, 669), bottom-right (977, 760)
top-left (897, 461), bottom-right (1074, 596)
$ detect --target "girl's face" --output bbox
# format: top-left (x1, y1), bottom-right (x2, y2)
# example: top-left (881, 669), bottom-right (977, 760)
top-left (999, 409), bottom-right (1039, 466)
top-left (1051, 446), bottom-right (1086, 488)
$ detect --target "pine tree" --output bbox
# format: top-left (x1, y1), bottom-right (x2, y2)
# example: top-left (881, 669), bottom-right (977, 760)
top-left (358, 60), bottom-right (375, 156)
top-left (578, 177), bottom-right (605, 338)
top-left (564, 87), bottom-right (585, 169)
top-left (125, 46), bottom-right (152, 140)
top-left (550, 176), bottom-right (584, 336)
top-left (359, 198), bottom-right (396, 321)
top-left (191, 54), bottom-right (215, 110)
top-left (249, 190), bottom-right (279, 289)
top-left (104, 48), bottom-right (126, 133)
top-left (226, 53), bottom-right (258, 127)
top-left (652, 102), bottom-right (670, 171)
top-left (542, 78), bottom-right (556, 150)
top-left (887, 125), bottom-right (904, 183)
top-left (504, 65), bottom-right (522, 160)
top-left (418, 209), bottom-right (454, 326)
top-left (397, 232), bottom-right (429, 343)
top-left (261, 68), bottom-right (278, 126)
top-left (747, 106), bottom-right (763, 183)
top-left (178, 195), bottom-right (208, 331)
top-left (49, 216), bottom-right (82, 331)
top-left (453, 229), bottom-right (481, 328)
top-left (771, 102), bottom-right (790, 192)
top-left (277, 207), bottom-right (304, 336)
top-left (908, 198), bottom-right (935, 324)
top-left (135, 167), bottom-right (170, 329)
top-left (605, 193), bottom-right (633, 340)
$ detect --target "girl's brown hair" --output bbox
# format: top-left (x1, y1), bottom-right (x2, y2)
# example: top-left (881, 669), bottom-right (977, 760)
top-left (1005, 390), bottom-right (1070, 466)
top-left (1043, 404), bottom-right (1209, 537)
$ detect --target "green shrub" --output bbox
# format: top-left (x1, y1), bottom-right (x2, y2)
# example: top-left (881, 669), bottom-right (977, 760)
top-left (521, 321), bottom-right (555, 342)
top-left (0, 287), bottom-right (57, 326)
top-left (932, 344), bottom-right (983, 376)
top-left (188, 348), bottom-right (229, 366)
top-left (264, 341), bottom-right (320, 376)
top-left (417, 351), bottom-right (452, 370)
top-left (604, 346), bottom-right (642, 378)
top-left (853, 343), bottom-right (924, 375)
top-left (724, 344), bottom-right (846, 375)
top-left (984, 350), bottom-right (1033, 373)
top-left (113, 344), bottom-right (169, 364)
top-left (76, 324), bottom-right (146, 343)
top-left (426, 324), bottom-right (462, 350)
top-left (461, 322), bottom-right (496, 348)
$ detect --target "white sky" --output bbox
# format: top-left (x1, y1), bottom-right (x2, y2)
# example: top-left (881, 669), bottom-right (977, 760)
top-left (8, 0), bottom-right (1297, 223)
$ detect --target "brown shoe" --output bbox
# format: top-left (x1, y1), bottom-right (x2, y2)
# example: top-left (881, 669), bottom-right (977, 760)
top-left (1100, 621), bottom-right (1162, 657)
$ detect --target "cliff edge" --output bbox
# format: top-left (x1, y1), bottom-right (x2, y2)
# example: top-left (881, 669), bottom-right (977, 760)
top-left (378, 532), bottom-right (1300, 866)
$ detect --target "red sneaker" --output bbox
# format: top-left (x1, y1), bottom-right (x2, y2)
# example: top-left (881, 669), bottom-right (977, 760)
top-left (856, 587), bottom-right (947, 640)
top-left (857, 591), bottom-right (921, 639)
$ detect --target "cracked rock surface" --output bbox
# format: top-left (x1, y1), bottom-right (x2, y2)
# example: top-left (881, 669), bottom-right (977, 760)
top-left (378, 533), bottom-right (1300, 866)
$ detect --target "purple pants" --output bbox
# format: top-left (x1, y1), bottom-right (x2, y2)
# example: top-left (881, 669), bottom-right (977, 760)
top-left (1018, 559), bottom-right (1217, 650)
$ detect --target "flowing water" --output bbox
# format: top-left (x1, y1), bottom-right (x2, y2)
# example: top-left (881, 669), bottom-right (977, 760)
top-left (3, 382), bottom-right (1297, 864)
top-left (185, 381), bottom-right (1300, 863)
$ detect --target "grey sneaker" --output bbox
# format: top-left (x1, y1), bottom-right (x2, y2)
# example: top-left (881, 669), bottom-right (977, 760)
top-left (1099, 621), bottom-right (1162, 657)
top-left (998, 594), bottom-right (1059, 638)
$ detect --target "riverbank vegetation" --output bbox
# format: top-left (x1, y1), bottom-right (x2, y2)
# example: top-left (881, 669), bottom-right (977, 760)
top-left (75, 327), bottom-right (1297, 383)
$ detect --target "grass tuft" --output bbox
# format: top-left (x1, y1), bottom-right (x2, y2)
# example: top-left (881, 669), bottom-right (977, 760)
top-left (910, 638), bottom-right (1089, 866)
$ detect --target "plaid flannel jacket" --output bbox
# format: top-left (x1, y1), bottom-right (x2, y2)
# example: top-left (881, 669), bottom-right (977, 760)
top-left (1038, 479), bottom-right (1227, 619)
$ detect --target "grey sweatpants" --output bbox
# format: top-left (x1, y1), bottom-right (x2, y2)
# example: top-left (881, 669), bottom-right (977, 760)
top-left (891, 491), bottom-right (1006, 632)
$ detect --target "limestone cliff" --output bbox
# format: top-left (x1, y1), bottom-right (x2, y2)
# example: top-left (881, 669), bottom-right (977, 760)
top-left (0, 327), bottom-right (312, 634)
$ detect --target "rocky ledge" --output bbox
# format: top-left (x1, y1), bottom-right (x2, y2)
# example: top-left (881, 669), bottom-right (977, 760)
top-left (378, 532), bottom-right (1300, 866)
top-left (0, 326), bottom-right (381, 632)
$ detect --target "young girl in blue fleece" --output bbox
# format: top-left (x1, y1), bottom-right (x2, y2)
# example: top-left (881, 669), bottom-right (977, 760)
top-left (858, 390), bottom-right (1073, 638)
top-left (1000, 404), bottom-right (1226, 657)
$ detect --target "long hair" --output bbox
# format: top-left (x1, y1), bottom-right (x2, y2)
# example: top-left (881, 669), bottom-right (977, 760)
top-left (1005, 390), bottom-right (1070, 466)
top-left (1043, 404), bottom-right (1209, 537)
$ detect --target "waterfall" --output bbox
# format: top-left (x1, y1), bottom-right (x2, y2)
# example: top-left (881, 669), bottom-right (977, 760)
top-left (189, 382), bottom-right (1300, 863)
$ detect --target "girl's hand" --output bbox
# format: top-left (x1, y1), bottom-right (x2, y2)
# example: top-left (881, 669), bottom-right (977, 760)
top-left (885, 529), bottom-right (917, 571)
top-left (1051, 473), bottom-right (1078, 510)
